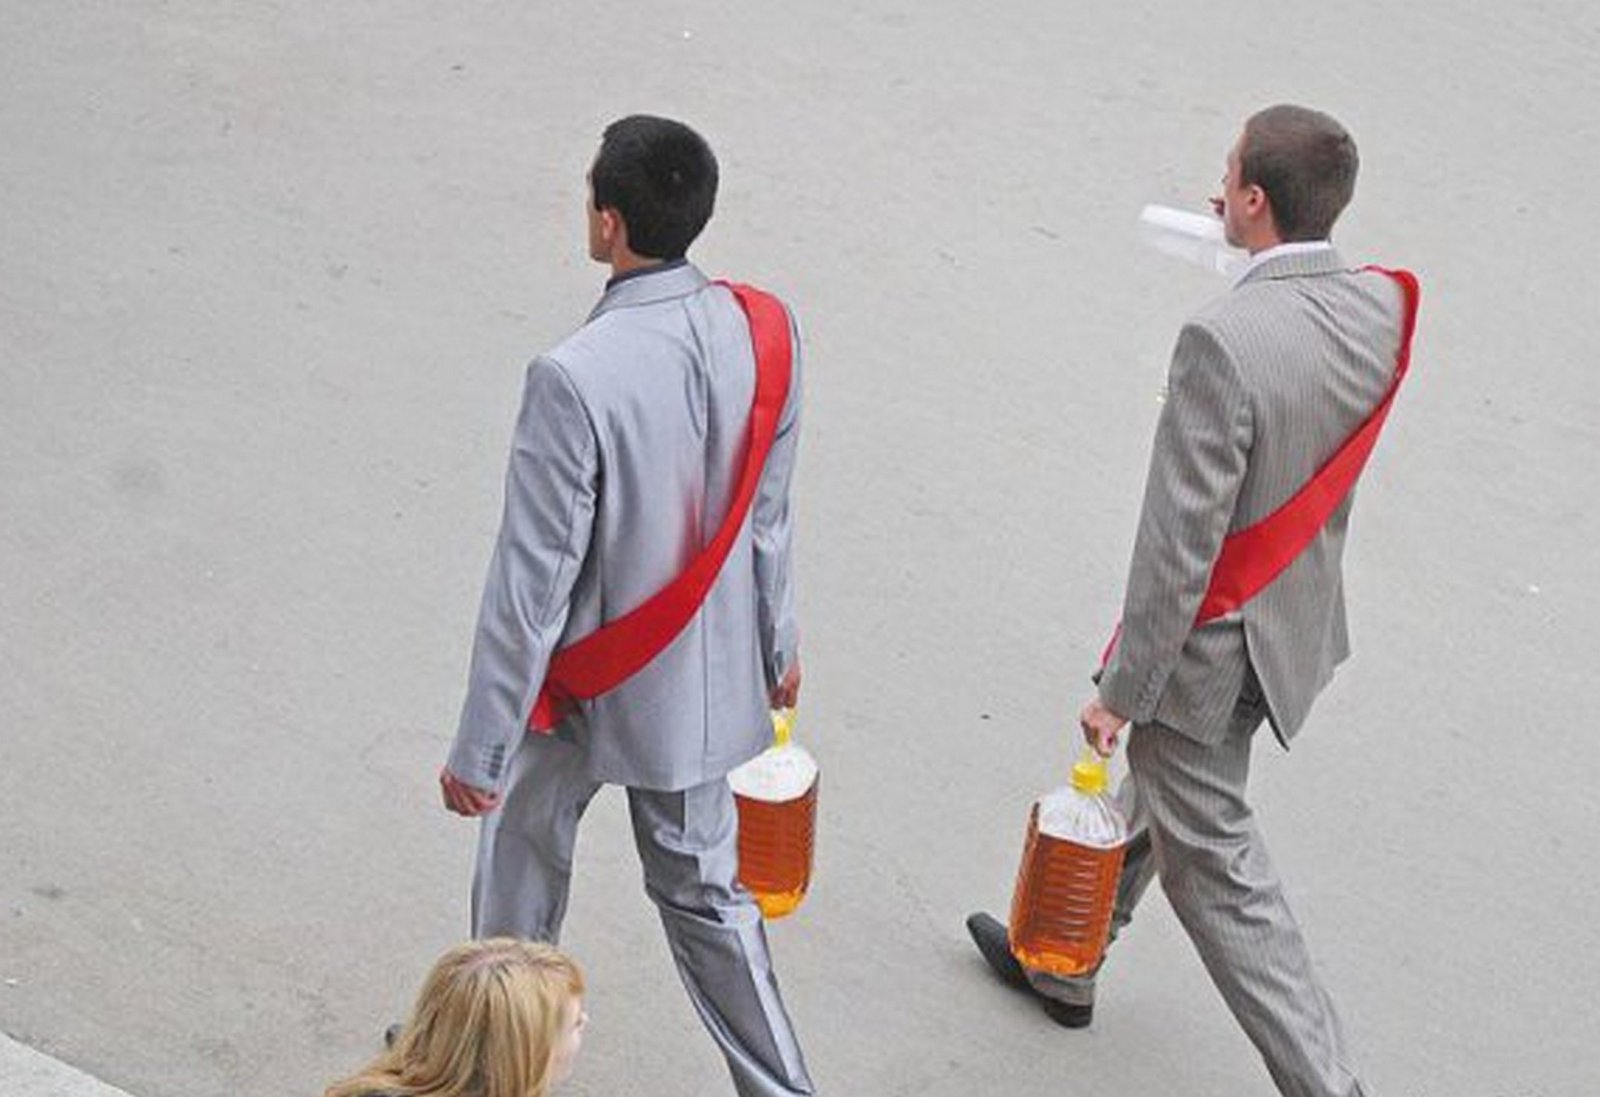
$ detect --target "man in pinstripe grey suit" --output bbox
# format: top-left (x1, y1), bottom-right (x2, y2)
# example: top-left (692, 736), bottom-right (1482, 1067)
top-left (969, 105), bottom-right (1406, 1096)
top-left (436, 117), bottom-right (815, 1096)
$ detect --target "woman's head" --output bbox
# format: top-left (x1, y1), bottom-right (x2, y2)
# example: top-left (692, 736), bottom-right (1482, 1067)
top-left (328, 938), bottom-right (586, 1097)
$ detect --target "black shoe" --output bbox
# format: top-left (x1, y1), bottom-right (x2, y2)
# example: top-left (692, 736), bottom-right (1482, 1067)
top-left (1041, 997), bottom-right (1094, 1029)
top-left (383, 1023), bottom-right (404, 1049)
top-left (965, 912), bottom-right (1031, 992)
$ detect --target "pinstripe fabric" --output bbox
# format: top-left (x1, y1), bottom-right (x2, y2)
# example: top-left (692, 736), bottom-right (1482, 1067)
top-left (1099, 249), bottom-right (1404, 743)
top-left (1053, 249), bottom-right (1400, 1095)
top-left (1127, 698), bottom-right (1368, 1097)
top-left (1029, 679), bottom-right (1371, 1095)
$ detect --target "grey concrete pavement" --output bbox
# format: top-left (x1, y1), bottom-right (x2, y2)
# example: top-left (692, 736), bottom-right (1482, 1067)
top-left (2, 1033), bottom-right (135, 1097)
top-left (4, 3), bottom-right (1599, 1096)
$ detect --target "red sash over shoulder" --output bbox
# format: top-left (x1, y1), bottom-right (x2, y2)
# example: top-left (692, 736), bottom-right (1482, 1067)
top-left (1194, 266), bottom-right (1420, 622)
top-left (527, 281), bottom-right (793, 734)
top-left (1101, 266), bottom-right (1420, 666)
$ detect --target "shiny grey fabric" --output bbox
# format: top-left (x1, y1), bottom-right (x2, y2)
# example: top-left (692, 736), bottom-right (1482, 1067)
top-left (448, 262), bottom-right (801, 792)
top-left (449, 261), bottom-right (813, 1095)
top-left (474, 732), bottom-right (815, 1096)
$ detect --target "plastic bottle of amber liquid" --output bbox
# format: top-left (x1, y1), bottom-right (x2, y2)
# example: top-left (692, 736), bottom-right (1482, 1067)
top-left (1008, 751), bottom-right (1129, 976)
top-left (729, 709), bottom-right (819, 919)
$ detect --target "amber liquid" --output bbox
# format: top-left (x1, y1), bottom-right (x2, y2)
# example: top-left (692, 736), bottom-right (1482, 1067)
top-left (733, 778), bottom-right (818, 919)
top-left (1008, 803), bottom-right (1127, 976)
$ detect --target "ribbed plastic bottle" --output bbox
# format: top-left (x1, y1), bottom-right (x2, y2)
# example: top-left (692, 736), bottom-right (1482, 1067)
top-left (1007, 750), bottom-right (1130, 976)
top-left (728, 709), bottom-right (819, 919)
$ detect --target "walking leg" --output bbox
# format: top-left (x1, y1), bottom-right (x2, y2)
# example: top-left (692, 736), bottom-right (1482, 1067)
top-left (471, 732), bottom-right (602, 942)
top-left (628, 779), bottom-right (816, 1097)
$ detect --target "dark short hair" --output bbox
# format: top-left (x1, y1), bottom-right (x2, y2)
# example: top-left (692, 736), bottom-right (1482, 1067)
top-left (590, 115), bottom-right (718, 259)
top-left (1240, 105), bottom-right (1359, 241)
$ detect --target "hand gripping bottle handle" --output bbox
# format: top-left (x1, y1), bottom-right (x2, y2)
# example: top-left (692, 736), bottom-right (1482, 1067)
top-left (729, 708), bottom-right (819, 919)
top-left (1007, 749), bottom-right (1130, 976)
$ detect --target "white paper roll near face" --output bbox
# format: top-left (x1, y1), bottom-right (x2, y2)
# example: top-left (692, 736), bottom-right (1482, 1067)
top-left (1137, 204), bottom-right (1247, 279)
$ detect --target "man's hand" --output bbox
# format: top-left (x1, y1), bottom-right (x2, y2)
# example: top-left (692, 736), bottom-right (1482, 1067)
top-left (770, 657), bottom-right (802, 710)
top-left (1080, 697), bottom-right (1130, 758)
top-left (439, 767), bottom-right (502, 817)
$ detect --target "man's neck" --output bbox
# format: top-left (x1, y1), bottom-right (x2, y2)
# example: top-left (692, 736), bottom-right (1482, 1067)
top-left (1244, 231), bottom-right (1284, 256)
top-left (604, 255), bottom-right (688, 290)
top-left (609, 251), bottom-right (658, 279)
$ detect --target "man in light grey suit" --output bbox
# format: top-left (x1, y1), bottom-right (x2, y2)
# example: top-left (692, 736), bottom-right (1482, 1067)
top-left (969, 106), bottom-right (1408, 1096)
top-left (439, 116), bottom-right (814, 1096)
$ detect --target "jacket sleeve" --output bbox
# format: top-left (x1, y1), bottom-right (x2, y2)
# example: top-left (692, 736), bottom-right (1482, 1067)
top-left (1098, 320), bottom-right (1253, 723)
top-left (447, 356), bottom-right (597, 789)
top-left (752, 309), bottom-right (803, 692)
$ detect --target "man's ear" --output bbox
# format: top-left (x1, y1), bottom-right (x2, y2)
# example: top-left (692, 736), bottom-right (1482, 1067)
top-left (1246, 185), bottom-right (1280, 238)
top-left (1245, 183), bottom-right (1270, 221)
top-left (599, 208), bottom-right (627, 253)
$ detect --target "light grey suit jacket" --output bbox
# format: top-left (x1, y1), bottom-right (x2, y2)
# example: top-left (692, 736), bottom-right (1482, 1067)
top-left (1098, 249), bottom-right (1406, 743)
top-left (447, 262), bottom-right (801, 791)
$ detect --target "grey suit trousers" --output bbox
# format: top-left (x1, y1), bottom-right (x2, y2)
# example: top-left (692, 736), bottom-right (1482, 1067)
top-left (473, 732), bottom-right (815, 1097)
top-left (1029, 678), bottom-right (1369, 1097)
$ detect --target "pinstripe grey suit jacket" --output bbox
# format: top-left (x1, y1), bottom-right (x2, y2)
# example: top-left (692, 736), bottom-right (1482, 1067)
top-left (1098, 249), bottom-right (1406, 743)
top-left (446, 262), bottom-right (801, 792)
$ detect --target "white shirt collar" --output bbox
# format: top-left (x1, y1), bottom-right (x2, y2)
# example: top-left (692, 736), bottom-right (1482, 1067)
top-left (1233, 240), bottom-right (1334, 286)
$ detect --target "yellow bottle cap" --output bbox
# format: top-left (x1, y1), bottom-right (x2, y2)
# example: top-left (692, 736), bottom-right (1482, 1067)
top-left (1071, 751), bottom-right (1109, 795)
top-left (771, 708), bottom-right (795, 748)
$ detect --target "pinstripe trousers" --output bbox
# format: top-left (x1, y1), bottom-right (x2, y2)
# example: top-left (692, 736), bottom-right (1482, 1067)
top-left (472, 731), bottom-right (816, 1097)
top-left (1031, 675), bottom-right (1371, 1097)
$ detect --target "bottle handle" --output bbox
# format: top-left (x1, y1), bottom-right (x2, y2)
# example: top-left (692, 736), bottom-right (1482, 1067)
top-left (1071, 748), bottom-right (1110, 794)
top-left (771, 707), bottom-right (797, 747)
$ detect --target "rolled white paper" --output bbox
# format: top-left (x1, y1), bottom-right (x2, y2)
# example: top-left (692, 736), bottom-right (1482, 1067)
top-left (1137, 203), bottom-right (1246, 278)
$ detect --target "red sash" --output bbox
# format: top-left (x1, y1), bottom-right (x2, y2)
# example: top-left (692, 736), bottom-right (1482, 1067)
top-left (527, 282), bottom-right (793, 734)
top-left (1102, 266), bottom-right (1420, 666)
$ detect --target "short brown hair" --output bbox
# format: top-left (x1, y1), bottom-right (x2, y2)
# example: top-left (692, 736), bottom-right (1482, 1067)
top-left (1240, 105), bottom-right (1359, 241)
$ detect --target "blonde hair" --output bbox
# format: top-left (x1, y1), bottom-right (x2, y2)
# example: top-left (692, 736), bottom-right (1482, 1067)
top-left (327, 938), bottom-right (584, 1097)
